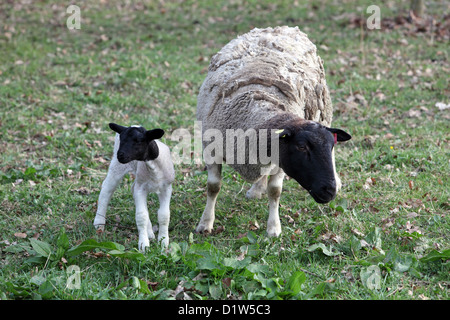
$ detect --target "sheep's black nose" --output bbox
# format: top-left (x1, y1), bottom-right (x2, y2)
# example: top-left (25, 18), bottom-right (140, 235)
top-left (310, 181), bottom-right (337, 204)
top-left (322, 184), bottom-right (336, 196)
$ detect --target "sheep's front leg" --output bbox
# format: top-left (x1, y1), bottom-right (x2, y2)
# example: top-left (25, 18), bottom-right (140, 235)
top-left (156, 184), bottom-right (172, 247)
top-left (94, 160), bottom-right (130, 230)
top-left (246, 175), bottom-right (268, 199)
top-left (133, 186), bottom-right (152, 252)
top-left (266, 169), bottom-right (285, 237)
top-left (196, 163), bottom-right (222, 233)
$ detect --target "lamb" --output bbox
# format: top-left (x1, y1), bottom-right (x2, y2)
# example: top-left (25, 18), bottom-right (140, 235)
top-left (93, 123), bottom-right (175, 251)
top-left (196, 26), bottom-right (351, 237)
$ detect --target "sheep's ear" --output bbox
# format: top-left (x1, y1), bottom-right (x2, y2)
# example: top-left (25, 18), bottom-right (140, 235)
top-left (109, 123), bottom-right (127, 134)
top-left (146, 128), bottom-right (164, 141)
top-left (326, 128), bottom-right (352, 142)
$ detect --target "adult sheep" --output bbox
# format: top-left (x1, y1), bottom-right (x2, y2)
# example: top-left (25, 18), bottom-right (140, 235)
top-left (196, 26), bottom-right (351, 237)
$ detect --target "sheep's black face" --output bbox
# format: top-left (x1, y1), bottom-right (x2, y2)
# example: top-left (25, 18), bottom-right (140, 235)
top-left (279, 122), bottom-right (351, 204)
top-left (109, 123), bottom-right (164, 164)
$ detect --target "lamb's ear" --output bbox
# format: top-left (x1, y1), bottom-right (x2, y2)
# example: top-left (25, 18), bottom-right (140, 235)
top-left (109, 123), bottom-right (127, 134)
top-left (326, 128), bottom-right (352, 142)
top-left (146, 128), bottom-right (165, 141)
top-left (274, 128), bottom-right (293, 139)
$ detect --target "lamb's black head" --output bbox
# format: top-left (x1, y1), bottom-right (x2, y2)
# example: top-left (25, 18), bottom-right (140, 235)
top-left (278, 121), bottom-right (351, 204)
top-left (109, 123), bottom-right (165, 164)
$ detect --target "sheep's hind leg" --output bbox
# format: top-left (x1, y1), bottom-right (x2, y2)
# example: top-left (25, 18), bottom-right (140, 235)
top-left (196, 163), bottom-right (222, 234)
top-left (266, 169), bottom-right (285, 237)
top-left (246, 175), bottom-right (267, 199)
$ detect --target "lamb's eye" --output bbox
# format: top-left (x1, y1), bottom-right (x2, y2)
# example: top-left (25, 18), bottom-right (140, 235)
top-left (296, 145), bottom-right (307, 152)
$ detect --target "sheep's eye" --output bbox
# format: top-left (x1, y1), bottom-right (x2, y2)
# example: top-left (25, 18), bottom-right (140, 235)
top-left (296, 145), bottom-right (307, 152)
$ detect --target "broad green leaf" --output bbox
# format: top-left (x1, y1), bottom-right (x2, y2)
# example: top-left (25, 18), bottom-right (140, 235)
top-left (307, 243), bottom-right (340, 256)
top-left (240, 244), bottom-right (260, 257)
top-left (137, 279), bottom-right (151, 294)
top-left (30, 274), bottom-right (46, 286)
top-left (313, 282), bottom-right (326, 296)
top-left (329, 199), bottom-right (348, 212)
top-left (209, 283), bottom-right (222, 299)
top-left (66, 239), bottom-right (125, 257)
top-left (196, 257), bottom-right (219, 270)
top-left (245, 263), bottom-right (271, 276)
top-left (254, 273), bottom-right (280, 292)
top-left (248, 289), bottom-right (267, 299)
top-left (130, 276), bottom-right (141, 289)
top-left (3, 244), bottom-right (27, 253)
top-left (188, 241), bottom-right (217, 258)
top-left (5, 282), bottom-right (31, 298)
top-left (24, 256), bottom-right (47, 265)
top-left (349, 235), bottom-right (362, 254)
top-left (420, 249), bottom-right (450, 262)
top-left (365, 227), bottom-right (384, 254)
top-left (394, 255), bottom-right (413, 272)
top-left (30, 238), bottom-right (52, 258)
top-left (56, 228), bottom-right (70, 250)
top-left (240, 231), bottom-right (258, 244)
top-left (168, 242), bottom-right (182, 262)
top-left (285, 271), bottom-right (306, 295)
top-left (223, 256), bottom-right (252, 270)
top-left (38, 280), bottom-right (54, 299)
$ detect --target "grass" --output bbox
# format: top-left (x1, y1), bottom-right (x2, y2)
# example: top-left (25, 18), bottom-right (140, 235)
top-left (0, 0), bottom-right (448, 301)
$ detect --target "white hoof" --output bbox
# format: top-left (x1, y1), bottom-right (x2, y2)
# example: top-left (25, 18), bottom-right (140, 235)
top-left (266, 223), bottom-right (281, 237)
top-left (138, 238), bottom-right (150, 253)
top-left (94, 224), bottom-right (105, 232)
top-left (246, 188), bottom-right (265, 199)
top-left (195, 223), bottom-right (213, 234)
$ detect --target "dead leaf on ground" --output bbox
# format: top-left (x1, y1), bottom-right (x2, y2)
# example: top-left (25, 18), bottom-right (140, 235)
top-left (14, 232), bottom-right (27, 239)
top-left (406, 221), bottom-right (422, 235)
top-left (249, 220), bottom-right (259, 231)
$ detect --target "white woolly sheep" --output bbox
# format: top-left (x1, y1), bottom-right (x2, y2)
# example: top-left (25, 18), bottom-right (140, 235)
top-left (93, 123), bottom-right (175, 251)
top-left (196, 26), bottom-right (351, 236)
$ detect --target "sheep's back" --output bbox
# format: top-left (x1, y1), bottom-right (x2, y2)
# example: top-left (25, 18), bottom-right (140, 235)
top-left (197, 26), bottom-right (333, 130)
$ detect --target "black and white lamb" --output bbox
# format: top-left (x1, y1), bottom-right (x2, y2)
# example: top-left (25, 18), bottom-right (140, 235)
top-left (196, 26), bottom-right (351, 237)
top-left (93, 123), bottom-right (175, 251)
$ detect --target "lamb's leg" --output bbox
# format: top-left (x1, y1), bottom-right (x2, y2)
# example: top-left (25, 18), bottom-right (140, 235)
top-left (246, 175), bottom-right (268, 199)
top-left (133, 185), bottom-right (152, 252)
top-left (156, 184), bottom-right (172, 247)
top-left (266, 169), bottom-right (285, 237)
top-left (196, 163), bottom-right (222, 233)
top-left (93, 160), bottom-right (130, 230)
